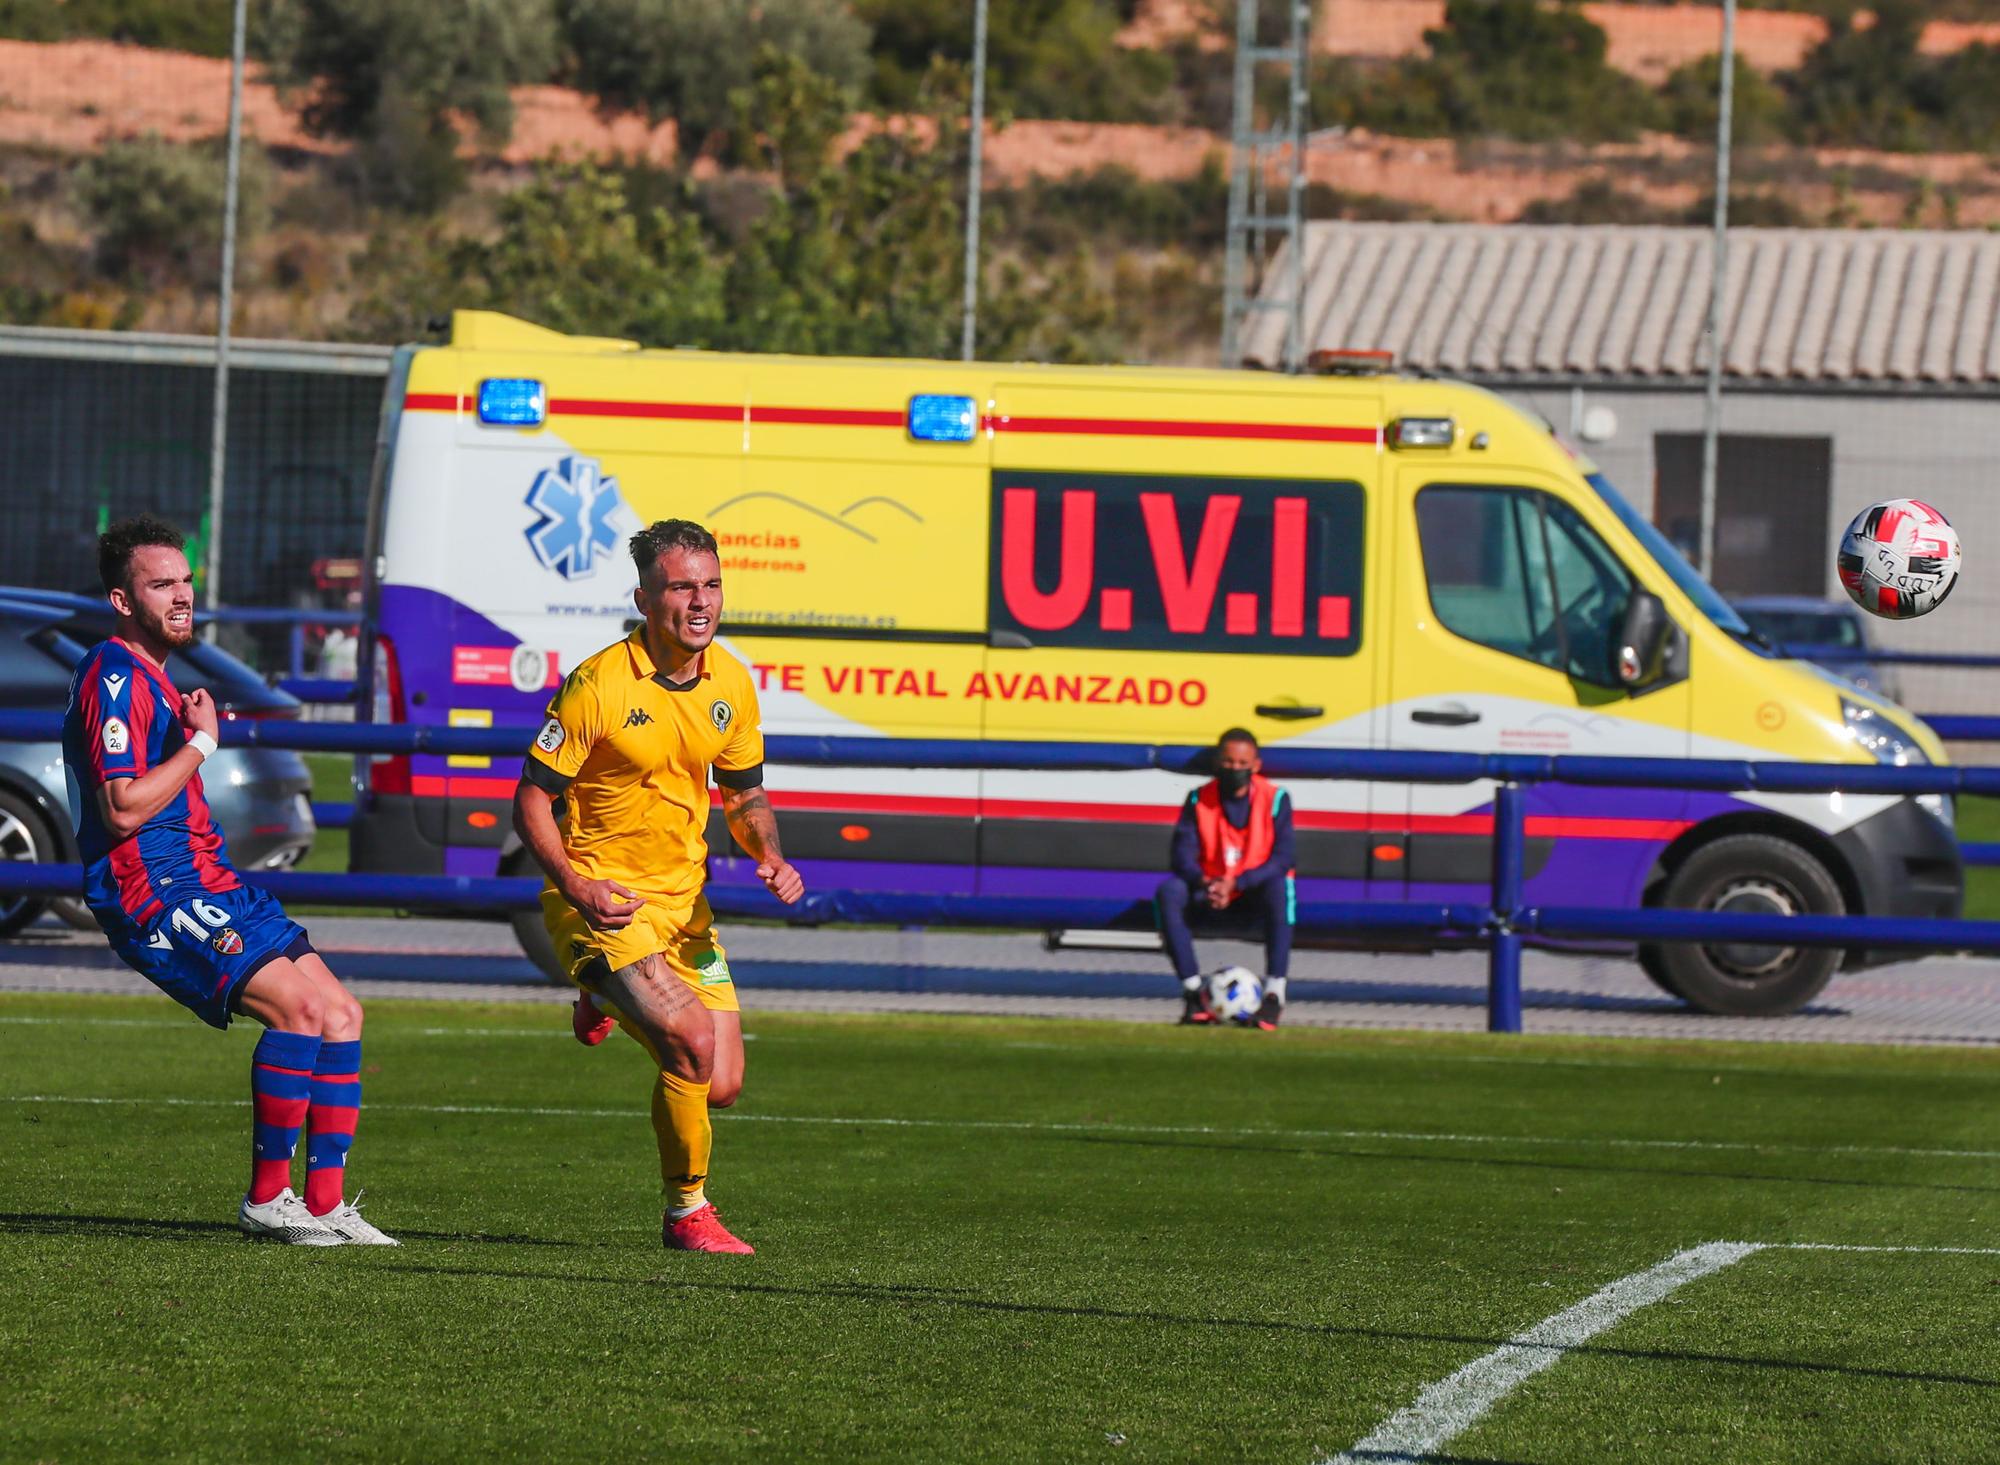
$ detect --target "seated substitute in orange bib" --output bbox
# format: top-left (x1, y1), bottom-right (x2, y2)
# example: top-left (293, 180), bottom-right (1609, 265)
top-left (512, 518), bottom-right (804, 1256)
top-left (1155, 727), bottom-right (1295, 1030)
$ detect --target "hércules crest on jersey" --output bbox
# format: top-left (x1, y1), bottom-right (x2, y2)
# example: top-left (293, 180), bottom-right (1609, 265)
top-left (709, 699), bottom-right (732, 733)
top-left (211, 928), bottom-right (244, 956)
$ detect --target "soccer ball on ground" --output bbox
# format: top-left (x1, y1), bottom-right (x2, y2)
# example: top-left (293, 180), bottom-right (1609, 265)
top-left (1837, 499), bottom-right (1961, 620)
top-left (1207, 966), bottom-right (1264, 1024)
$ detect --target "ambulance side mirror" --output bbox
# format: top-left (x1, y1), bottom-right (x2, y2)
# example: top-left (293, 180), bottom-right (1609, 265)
top-left (1615, 591), bottom-right (1671, 688)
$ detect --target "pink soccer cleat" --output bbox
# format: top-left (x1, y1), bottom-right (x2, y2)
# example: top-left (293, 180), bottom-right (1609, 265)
top-left (663, 1203), bottom-right (755, 1255)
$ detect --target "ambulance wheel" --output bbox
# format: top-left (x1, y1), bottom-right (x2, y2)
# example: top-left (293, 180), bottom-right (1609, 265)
top-left (1656, 834), bottom-right (1843, 1016)
top-left (511, 906), bottom-right (565, 984)
top-left (0, 789), bottom-right (52, 937)
top-left (500, 851), bottom-right (566, 983)
top-left (1635, 942), bottom-right (1686, 1002)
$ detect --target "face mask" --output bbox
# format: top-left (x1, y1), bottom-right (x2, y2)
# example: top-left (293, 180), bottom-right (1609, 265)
top-left (1217, 768), bottom-right (1252, 796)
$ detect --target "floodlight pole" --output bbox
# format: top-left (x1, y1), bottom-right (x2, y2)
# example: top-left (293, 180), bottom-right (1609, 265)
top-left (960, 0), bottom-right (989, 362)
top-left (206, 0), bottom-right (248, 623)
top-left (1697, 0), bottom-right (1737, 582)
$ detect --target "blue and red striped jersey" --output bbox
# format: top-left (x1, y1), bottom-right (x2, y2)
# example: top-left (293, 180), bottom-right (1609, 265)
top-left (62, 638), bottom-right (240, 931)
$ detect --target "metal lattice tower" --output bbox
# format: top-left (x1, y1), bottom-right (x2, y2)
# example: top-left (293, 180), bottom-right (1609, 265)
top-left (1220, 0), bottom-right (1311, 370)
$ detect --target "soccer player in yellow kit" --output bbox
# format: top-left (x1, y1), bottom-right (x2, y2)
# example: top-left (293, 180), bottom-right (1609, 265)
top-left (511, 519), bottom-right (803, 1255)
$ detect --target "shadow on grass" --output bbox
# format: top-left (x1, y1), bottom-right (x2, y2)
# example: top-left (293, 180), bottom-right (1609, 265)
top-left (376, 1261), bottom-right (2000, 1392)
top-left (1054, 1133), bottom-right (2000, 1197)
top-left (0, 1212), bottom-right (575, 1246)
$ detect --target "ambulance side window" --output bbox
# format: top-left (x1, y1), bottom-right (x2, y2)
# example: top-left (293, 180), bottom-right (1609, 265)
top-left (1415, 487), bottom-right (1561, 669)
top-left (1542, 497), bottom-right (1634, 684)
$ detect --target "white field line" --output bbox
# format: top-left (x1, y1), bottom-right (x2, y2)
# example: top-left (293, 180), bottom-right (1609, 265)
top-left (0, 1091), bottom-right (1993, 1161)
top-left (1321, 1243), bottom-right (1766, 1465)
top-left (1321, 1239), bottom-right (2000, 1465)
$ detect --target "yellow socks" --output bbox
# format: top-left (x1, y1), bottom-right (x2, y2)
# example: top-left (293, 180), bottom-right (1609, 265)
top-left (653, 1068), bottom-right (712, 1215)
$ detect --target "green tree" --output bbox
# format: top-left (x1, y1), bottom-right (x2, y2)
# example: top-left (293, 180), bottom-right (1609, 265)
top-left (1660, 52), bottom-right (1787, 145)
top-left (1343, 0), bottom-right (1661, 142)
top-left (344, 50), bottom-right (1124, 363)
top-left (261, 0), bottom-right (559, 208)
top-left (1918, 43), bottom-right (2000, 150)
top-left (855, 0), bottom-right (1178, 123)
top-left (559, 0), bottom-right (871, 154)
top-left (1783, 0), bottom-right (1928, 148)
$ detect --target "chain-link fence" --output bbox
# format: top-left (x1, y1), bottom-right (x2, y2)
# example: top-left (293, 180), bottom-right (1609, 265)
top-left (0, 334), bottom-right (386, 671)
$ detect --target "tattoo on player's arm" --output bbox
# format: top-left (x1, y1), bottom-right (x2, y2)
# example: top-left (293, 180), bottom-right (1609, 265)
top-left (722, 787), bottom-right (783, 862)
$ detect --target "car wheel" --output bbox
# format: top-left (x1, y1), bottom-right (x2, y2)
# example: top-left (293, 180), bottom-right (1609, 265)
top-left (0, 789), bottom-right (53, 937)
top-left (49, 897), bottom-right (101, 933)
top-left (1657, 834), bottom-right (1844, 1017)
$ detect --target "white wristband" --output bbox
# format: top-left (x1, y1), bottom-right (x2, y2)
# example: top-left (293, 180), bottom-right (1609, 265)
top-left (188, 730), bottom-right (218, 761)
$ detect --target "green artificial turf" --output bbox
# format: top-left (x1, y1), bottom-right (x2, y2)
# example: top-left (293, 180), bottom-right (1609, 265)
top-left (1, 997), bottom-right (1994, 1461)
top-left (1955, 794), bottom-right (2000, 923)
top-left (300, 752), bottom-right (350, 877)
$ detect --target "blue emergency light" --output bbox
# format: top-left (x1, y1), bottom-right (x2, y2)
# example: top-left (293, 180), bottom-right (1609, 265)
top-left (907, 394), bottom-right (977, 443)
top-left (477, 378), bottom-right (547, 427)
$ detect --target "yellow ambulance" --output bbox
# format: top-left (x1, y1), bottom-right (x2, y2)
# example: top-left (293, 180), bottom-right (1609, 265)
top-left (351, 311), bottom-right (1960, 1015)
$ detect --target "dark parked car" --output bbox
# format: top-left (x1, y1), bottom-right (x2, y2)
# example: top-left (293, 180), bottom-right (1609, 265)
top-left (0, 590), bottom-right (315, 936)
top-left (1729, 595), bottom-right (1903, 703)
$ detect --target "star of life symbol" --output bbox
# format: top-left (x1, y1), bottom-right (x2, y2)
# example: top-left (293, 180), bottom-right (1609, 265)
top-left (523, 455), bottom-right (635, 582)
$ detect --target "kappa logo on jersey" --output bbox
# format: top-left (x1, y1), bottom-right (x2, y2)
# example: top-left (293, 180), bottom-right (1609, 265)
top-left (102, 673), bottom-right (127, 700)
top-left (102, 717), bottom-right (128, 755)
top-left (536, 717), bottom-right (565, 753)
top-left (709, 699), bottom-right (733, 733)
top-left (624, 707), bottom-right (654, 728)
top-left (523, 454), bottom-right (637, 582)
top-left (211, 928), bottom-right (244, 956)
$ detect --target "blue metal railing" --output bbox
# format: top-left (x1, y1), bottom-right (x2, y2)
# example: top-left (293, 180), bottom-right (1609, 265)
top-left (1, 709), bottom-right (1992, 1033)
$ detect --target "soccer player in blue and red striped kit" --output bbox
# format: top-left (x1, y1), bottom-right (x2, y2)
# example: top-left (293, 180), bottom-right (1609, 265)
top-left (62, 515), bottom-right (394, 1246)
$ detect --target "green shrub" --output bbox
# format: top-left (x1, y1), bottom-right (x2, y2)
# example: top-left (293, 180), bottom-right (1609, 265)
top-left (0, 0), bottom-right (233, 54)
top-left (71, 134), bottom-right (268, 282)
top-left (1520, 178), bottom-right (1678, 225)
top-left (1660, 52), bottom-right (1788, 144)
top-left (1333, 0), bottom-right (1661, 142)
top-left (856, 0), bottom-right (1182, 123)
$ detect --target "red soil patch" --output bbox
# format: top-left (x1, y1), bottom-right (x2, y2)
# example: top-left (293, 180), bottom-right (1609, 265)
top-left (1121, 0), bottom-right (2000, 82)
top-left (3, 37), bottom-right (1996, 229)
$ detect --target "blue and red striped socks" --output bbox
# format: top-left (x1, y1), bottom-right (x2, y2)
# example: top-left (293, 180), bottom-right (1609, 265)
top-left (305, 1039), bottom-right (362, 1216)
top-left (249, 1030), bottom-right (321, 1204)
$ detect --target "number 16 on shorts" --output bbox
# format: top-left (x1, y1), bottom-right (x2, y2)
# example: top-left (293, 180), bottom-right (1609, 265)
top-left (120, 883), bottom-right (308, 1029)
top-left (153, 897), bottom-right (241, 952)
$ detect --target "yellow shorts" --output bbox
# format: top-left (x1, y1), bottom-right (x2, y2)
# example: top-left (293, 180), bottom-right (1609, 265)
top-left (540, 888), bottom-right (739, 1013)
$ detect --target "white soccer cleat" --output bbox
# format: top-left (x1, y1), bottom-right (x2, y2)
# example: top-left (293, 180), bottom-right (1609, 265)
top-left (315, 1195), bottom-right (400, 1246)
top-left (239, 1188), bottom-right (345, 1246)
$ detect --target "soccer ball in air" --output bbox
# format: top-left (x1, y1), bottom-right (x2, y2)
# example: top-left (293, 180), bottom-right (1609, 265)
top-left (1207, 967), bottom-right (1264, 1024)
top-left (1837, 499), bottom-right (1961, 620)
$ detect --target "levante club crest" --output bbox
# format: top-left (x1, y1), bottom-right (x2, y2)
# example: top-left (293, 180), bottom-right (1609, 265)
top-left (211, 928), bottom-right (244, 956)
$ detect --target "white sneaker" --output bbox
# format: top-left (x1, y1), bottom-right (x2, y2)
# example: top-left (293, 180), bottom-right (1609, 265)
top-left (315, 1194), bottom-right (400, 1246)
top-left (239, 1188), bottom-right (344, 1246)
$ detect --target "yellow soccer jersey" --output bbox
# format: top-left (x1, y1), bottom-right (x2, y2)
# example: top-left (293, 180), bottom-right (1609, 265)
top-left (523, 630), bottom-right (765, 903)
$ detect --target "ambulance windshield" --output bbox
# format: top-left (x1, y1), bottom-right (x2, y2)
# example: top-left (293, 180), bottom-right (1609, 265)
top-left (1583, 471), bottom-right (1755, 643)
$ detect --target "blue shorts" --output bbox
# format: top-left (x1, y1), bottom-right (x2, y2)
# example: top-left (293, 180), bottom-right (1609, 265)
top-left (107, 884), bottom-right (312, 1030)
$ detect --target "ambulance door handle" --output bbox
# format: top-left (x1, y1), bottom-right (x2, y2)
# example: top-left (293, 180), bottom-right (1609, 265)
top-left (1411, 706), bottom-right (1481, 726)
top-left (988, 630), bottom-right (1033, 649)
top-left (1256, 704), bottom-right (1322, 721)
